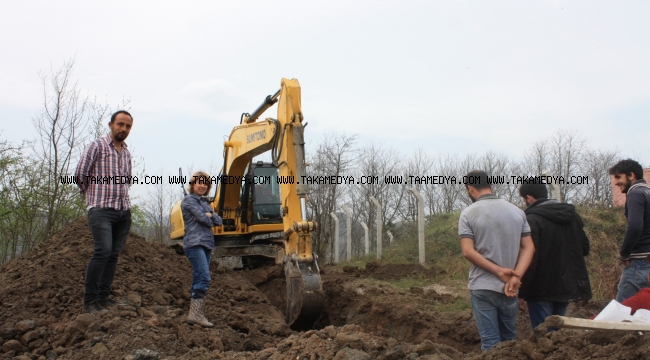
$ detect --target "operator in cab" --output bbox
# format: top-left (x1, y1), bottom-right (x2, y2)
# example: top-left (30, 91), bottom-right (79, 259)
top-left (182, 171), bottom-right (222, 327)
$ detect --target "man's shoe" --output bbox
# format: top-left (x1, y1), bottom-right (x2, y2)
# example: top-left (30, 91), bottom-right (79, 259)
top-left (98, 298), bottom-right (120, 307)
top-left (83, 302), bottom-right (108, 315)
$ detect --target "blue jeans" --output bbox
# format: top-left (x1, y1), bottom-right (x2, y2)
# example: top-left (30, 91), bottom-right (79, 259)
top-left (84, 208), bottom-right (131, 305)
top-left (470, 290), bottom-right (518, 351)
top-left (527, 301), bottom-right (569, 331)
top-left (616, 259), bottom-right (650, 303)
top-left (185, 246), bottom-right (212, 299)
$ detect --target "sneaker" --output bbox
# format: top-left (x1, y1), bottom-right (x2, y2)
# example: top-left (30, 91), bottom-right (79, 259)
top-left (83, 302), bottom-right (109, 315)
top-left (98, 298), bottom-right (120, 308)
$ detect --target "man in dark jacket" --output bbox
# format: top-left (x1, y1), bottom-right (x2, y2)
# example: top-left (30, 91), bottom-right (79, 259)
top-left (518, 183), bottom-right (592, 330)
top-left (609, 159), bottom-right (650, 302)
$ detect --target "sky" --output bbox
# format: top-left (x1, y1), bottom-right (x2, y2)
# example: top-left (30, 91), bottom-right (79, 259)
top-left (1, 0), bottom-right (649, 200)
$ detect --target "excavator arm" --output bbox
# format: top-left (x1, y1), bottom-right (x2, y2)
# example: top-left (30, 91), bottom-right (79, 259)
top-left (216, 78), bottom-right (324, 329)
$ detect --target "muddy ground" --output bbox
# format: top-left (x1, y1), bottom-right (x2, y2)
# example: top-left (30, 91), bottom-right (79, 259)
top-left (1, 217), bottom-right (649, 359)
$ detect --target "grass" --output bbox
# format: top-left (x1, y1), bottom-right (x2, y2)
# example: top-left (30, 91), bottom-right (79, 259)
top-left (433, 298), bottom-right (472, 312)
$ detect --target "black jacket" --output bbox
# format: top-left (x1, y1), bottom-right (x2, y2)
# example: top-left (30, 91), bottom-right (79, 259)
top-left (619, 180), bottom-right (650, 261)
top-left (518, 199), bottom-right (592, 302)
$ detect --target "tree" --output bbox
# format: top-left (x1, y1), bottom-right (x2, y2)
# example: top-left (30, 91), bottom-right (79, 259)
top-left (140, 170), bottom-right (176, 243)
top-left (547, 130), bottom-right (586, 202)
top-left (305, 133), bottom-right (358, 262)
top-left (579, 149), bottom-right (619, 206)
top-left (31, 58), bottom-right (94, 239)
top-left (348, 141), bottom-right (404, 255)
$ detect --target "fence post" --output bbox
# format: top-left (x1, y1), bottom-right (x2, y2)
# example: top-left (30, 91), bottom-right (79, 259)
top-left (410, 187), bottom-right (426, 265)
top-left (387, 230), bottom-right (393, 245)
top-left (369, 196), bottom-right (382, 260)
top-left (341, 205), bottom-right (352, 261)
top-left (330, 212), bottom-right (340, 263)
top-left (360, 222), bottom-right (369, 255)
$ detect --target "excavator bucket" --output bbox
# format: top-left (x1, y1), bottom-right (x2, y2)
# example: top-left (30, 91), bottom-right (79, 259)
top-left (285, 255), bottom-right (325, 330)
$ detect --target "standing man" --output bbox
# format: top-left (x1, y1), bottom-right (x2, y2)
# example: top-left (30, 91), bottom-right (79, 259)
top-left (458, 170), bottom-right (535, 351)
top-left (609, 159), bottom-right (650, 302)
top-left (75, 110), bottom-right (133, 314)
top-left (518, 183), bottom-right (592, 331)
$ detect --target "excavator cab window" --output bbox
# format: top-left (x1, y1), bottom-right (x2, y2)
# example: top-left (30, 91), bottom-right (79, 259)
top-left (251, 164), bottom-right (282, 224)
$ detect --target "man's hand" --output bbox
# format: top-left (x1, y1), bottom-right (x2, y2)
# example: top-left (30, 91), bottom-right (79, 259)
top-left (206, 212), bottom-right (212, 218)
top-left (504, 275), bottom-right (521, 297)
top-left (496, 268), bottom-right (519, 283)
top-left (619, 259), bottom-right (630, 267)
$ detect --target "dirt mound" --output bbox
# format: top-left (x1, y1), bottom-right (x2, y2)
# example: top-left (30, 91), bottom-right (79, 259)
top-left (364, 262), bottom-right (443, 281)
top-left (473, 328), bottom-right (650, 360)
top-left (0, 217), bottom-right (290, 359)
top-left (0, 219), bottom-right (638, 359)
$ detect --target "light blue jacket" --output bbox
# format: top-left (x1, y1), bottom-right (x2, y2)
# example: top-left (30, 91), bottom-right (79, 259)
top-left (181, 193), bottom-right (222, 250)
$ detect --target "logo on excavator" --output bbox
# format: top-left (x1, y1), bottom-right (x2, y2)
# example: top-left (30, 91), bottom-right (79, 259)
top-left (246, 129), bottom-right (266, 144)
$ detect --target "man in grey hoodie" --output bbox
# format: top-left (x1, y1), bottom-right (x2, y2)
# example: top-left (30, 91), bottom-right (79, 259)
top-left (518, 183), bottom-right (591, 330)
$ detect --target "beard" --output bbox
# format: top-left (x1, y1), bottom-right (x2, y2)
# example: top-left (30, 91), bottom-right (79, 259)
top-left (114, 131), bottom-right (128, 142)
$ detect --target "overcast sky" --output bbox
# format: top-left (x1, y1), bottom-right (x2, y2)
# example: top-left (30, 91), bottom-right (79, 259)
top-left (1, 0), bottom-right (649, 193)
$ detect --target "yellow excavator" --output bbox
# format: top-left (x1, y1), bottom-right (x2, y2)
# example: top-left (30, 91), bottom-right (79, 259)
top-left (169, 78), bottom-right (324, 329)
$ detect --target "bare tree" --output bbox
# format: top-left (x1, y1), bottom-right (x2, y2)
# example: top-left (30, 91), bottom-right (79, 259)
top-left (433, 154), bottom-right (465, 212)
top-left (501, 160), bottom-right (525, 205)
top-left (478, 151), bottom-right (510, 198)
top-left (31, 58), bottom-right (92, 240)
top-left (348, 141), bottom-right (404, 255)
top-left (457, 153), bottom-right (480, 207)
top-left (579, 149), bottom-right (619, 206)
top-left (140, 170), bottom-right (175, 243)
top-left (305, 133), bottom-right (358, 262)
top-left (547, 130), bottom-right (587, 202)
top-left (522, 140), bottom-right (549, 176)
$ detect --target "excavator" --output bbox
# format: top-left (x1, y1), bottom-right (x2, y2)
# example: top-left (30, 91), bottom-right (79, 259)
top-left (169, 78), bottom-right (324, 330)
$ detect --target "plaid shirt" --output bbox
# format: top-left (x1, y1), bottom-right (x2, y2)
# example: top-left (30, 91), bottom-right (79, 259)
top-left (75, 134), bottom-right (132, 210)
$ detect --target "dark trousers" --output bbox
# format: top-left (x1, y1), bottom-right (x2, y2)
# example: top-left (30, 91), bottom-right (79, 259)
top-left (84, 208), bottom-right (131, 305)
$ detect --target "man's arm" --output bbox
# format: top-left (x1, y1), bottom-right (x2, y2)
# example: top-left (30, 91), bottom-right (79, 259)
top-left (74, 142), bottom-right (98, 194)
top-left (619, 192), bottom-right (646, 261)
top-left (127, 149), bottom-right (133, 188)
top-left (576, 213), bottom-right (590, 256)
top-left (518, 216), bottom-right (540, 299)
top-left (460, 237), bottom-right (518, 283)
top-left (505, 235), bottom-right (535, 296)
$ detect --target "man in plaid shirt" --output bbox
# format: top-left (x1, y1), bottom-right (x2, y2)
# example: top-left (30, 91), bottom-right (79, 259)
top-left (75, 110), bottom-right (133, 315)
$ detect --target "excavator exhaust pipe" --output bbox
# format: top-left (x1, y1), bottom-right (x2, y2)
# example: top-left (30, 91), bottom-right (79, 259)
top-left (285, 254), bottom-right (325, 330)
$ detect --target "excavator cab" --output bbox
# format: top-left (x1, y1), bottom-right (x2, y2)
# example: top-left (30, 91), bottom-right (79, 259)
top-left (239, 162), bottom-right (283, 225)
top-left (250, 163), bottom-right (283, 224)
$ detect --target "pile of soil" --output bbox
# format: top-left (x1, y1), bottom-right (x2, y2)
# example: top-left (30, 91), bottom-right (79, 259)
top-left (1, 217), bottom-right (648, 359)
top-left (0, 218), bottom-right (290, 359)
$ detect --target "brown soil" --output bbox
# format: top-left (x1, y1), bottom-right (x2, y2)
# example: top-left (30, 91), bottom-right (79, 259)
top-left (0, 218), bottom-right (647, 359)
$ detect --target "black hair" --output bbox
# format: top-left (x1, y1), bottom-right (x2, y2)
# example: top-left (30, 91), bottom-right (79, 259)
top-left (464, 170), bottom-right (491, 190)
top-left (110, 110), bottom-right (133, 123)
top-left (519, 183), bottom-right (548, 200)
top-left (608, 159), bottom-right (643, 180)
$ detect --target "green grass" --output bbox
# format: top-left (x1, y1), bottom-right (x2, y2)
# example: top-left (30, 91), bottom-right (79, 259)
top-left (433, 298), bottom-right (472, 312)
